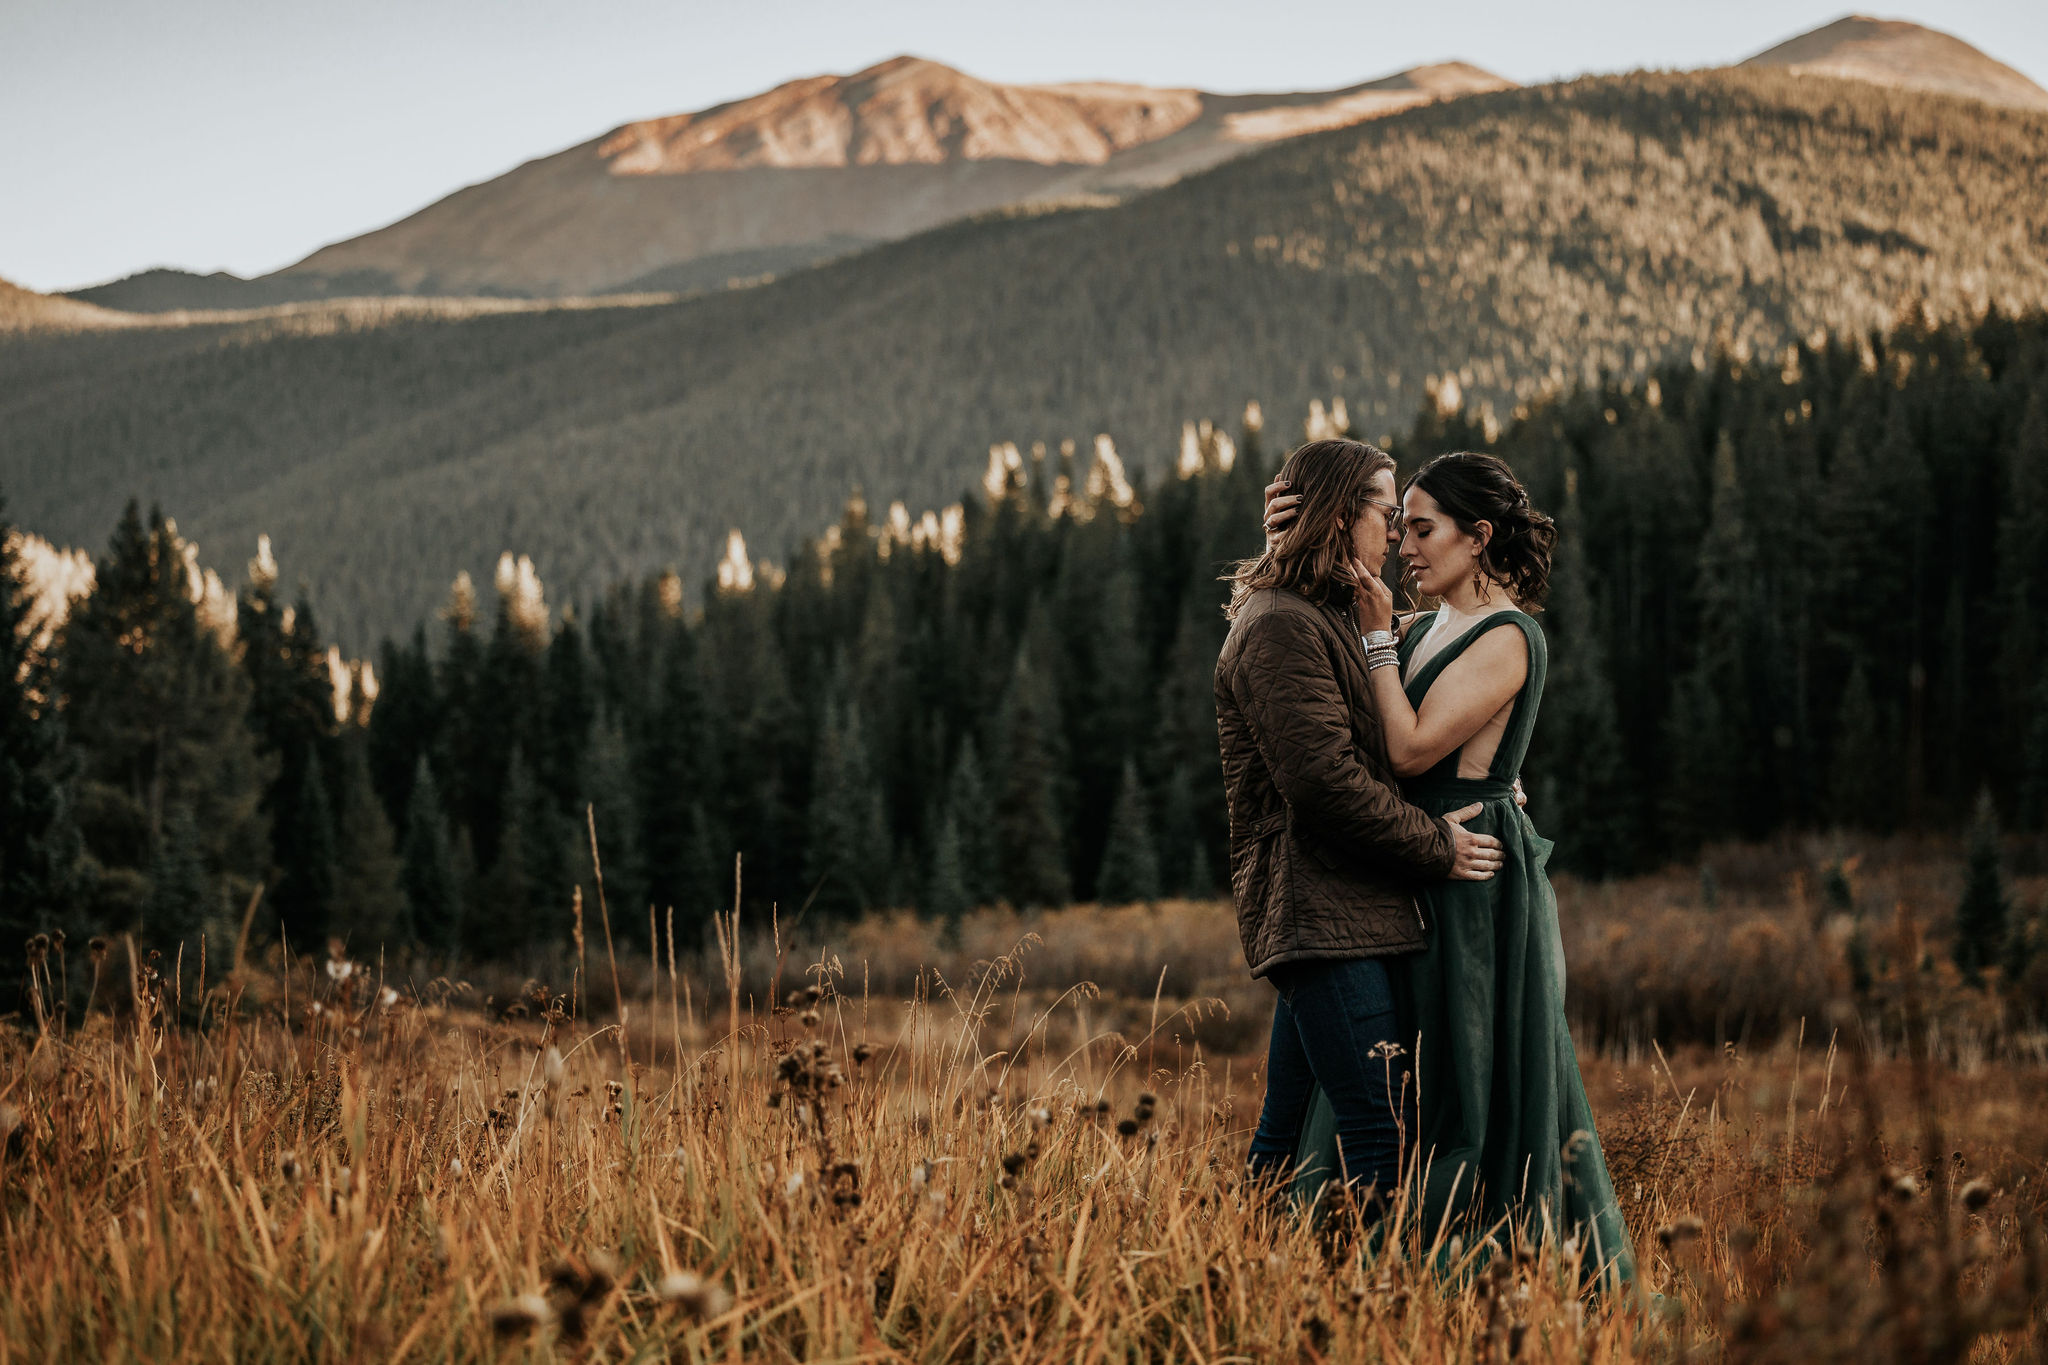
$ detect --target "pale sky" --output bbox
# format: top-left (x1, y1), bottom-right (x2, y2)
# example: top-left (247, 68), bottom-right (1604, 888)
top-left (4, 1), bottom-right (2044, 293)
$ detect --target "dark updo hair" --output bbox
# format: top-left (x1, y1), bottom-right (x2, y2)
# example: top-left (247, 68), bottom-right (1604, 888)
top-left (1403, 451), bottom-right (1556, 607)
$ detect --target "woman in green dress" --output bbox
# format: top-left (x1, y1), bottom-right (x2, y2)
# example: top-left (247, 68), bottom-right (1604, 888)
top-left (1269, 452), bottom-right (1635, 1288)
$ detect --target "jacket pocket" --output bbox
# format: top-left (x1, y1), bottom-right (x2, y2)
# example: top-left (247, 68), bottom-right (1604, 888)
top-left (1282, 808), bottom-right (1343, 870)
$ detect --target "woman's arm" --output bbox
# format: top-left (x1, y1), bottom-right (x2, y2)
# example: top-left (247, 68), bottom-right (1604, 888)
top-left (1348, 557), bottom-right (1528, 777)
top-left (1368, 630), bottom-right (1528, 777)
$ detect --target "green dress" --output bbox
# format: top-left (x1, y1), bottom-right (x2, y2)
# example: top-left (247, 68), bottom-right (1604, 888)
top-left (1290, 609), bottom-right (1635, 1287)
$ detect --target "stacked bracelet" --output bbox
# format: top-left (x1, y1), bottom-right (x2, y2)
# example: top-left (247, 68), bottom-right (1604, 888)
top-left (1366, 647), bottom-right (1400, 672)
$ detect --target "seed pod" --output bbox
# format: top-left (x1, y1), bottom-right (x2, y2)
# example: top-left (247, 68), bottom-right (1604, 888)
top-left (658, 1271), bottom-right (733, 1319)
top-left (488, 1294), bottom-right (556, 1336)
top-left (1655, 1214), bottom-right (1705, 1250)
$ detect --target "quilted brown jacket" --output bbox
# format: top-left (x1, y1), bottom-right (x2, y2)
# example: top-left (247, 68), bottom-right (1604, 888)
top-left (1214, 586), bottom-right (1457, 978)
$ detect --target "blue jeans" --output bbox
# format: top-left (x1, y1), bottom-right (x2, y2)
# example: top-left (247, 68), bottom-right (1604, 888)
top-left (1246, 956), bottom-right (1412, 1201)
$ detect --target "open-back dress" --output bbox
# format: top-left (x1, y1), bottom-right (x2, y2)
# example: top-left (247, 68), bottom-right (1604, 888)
top-left (1289, 608), bottom-right (1636, 1286)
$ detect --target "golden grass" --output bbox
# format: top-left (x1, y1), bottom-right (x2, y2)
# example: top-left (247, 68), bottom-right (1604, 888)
top-left (3, 886), bottom-right (2045, 1362)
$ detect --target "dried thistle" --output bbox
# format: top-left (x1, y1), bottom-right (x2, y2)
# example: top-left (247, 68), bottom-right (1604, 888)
top-left (488, 1294), bottom-right (555, 1337)
top-left (544, 1251), bottom-right (619, 1341)
top-left (1655, 1214), bottom-right (1705, 1251)
top-left (658, 1271), bottom-right (733, 1319)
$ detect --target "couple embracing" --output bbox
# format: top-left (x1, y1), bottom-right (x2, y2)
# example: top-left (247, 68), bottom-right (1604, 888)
top-left (1214, 437), bottom-right (1634, 1285)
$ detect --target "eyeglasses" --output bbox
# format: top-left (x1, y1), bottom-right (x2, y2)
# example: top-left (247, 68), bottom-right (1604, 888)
top-left (1359, 497), bottom-right (1404, 534)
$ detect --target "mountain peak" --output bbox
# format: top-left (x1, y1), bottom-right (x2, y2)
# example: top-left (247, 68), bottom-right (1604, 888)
top-left (597, 57), bottom-right (1204, 175)
top-left (1742, 14), bottom-right (2048, 110)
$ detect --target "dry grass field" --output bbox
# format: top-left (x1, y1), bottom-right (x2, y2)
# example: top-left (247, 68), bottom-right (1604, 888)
top-left (3, 846), bottom-right (2047, 1362)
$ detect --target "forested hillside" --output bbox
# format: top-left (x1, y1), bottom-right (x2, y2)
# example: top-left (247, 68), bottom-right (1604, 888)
top-left (6, 310), bottom-right (2046, 974)
top-left (5, 70), bottom-right (2048, 648)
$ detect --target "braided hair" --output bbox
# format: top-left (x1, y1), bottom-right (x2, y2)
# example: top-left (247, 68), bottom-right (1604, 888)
top-left (1403, 451), bottom-right (1557, 607)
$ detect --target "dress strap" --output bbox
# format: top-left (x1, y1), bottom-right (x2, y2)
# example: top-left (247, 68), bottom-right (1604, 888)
top-left (1401, 609), bottom-right (1549, 783)
top-left (1484, 612), bottom-right (1548, 783)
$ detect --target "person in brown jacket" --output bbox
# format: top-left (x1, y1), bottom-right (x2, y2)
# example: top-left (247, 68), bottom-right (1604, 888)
top-left (1215, 437), bottom-right (1502, 1214)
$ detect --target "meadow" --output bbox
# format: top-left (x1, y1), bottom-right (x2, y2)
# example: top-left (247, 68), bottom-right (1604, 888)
top-left (3, 840), bottom-right (2046, 1363)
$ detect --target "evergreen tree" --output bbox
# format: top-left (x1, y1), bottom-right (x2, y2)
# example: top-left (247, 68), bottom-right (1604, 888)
top-left (367, 625), bottom-right (438, 830)
top-left (487, 747), bottom-right (540, 948)
top-left (239, 562), bottom-right (343, 944)
top-left (1955, 788), bottom-right (2010, 983)
top-left (581, 714), bottom-right (646, 923)
top-left (1528, 468), bottom-right (1637, 876)
top-left (435, 573), bottom-right (489, 874)
top-left (333, 734), bottom-right (407, 953)
top-left (924, 806), bottom-right (973, 924)
top-left (991, 642), bottom-right (1070, 907)
top-left (946, 738), bottom-right (999, 908)
top-left (2021, 675), bottom-right (2048, 835)
top-left (62, 504), bottom-right (270, 937)
top-left (401, 757), bottom-right (462, 956)
top-left (474, 586), bottom-right (547, 866)
top-left (643, 626), bottom-right (723, 933)
top-left (284, 746), bottom-right (338, 943)
top-left (1094, 760), bottom-right (1161, 904)
top-left (1149, 609), bottom-right (1227, 891)
top-left (1820, 405), bottom-right (1931, 820)
top-left (0, 490), bottom-right (79, 966)
top-left (146, 800), bottom-right (213, 948)
top-left (1665, 434), bottom-right (1761, 845)
top-left (487, 746), bottom-right (573, 952)
top-left (806, 697), bottom-right (884, 917)
top-left (1827, 663), bottom-right (1895, 831)
top-left (539, 615), bottom-right (594, 807)
top-left (1996, 390), bottom-right (2048, 762)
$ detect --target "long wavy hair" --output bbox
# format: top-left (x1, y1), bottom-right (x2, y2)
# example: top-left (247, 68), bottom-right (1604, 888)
top-left (1224, 439), bottom-right (1395, 620)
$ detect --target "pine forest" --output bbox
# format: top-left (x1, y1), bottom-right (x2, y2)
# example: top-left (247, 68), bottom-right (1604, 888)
top-left (6, 306), bottom-right (2047, 1002)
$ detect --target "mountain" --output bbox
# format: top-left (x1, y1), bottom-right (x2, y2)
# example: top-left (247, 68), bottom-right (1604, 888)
top-left (8, 68), bottom-right (2048, 649)
top-left (61, 268), bottom-right (341, 314)
top-left (1742, 14), bottom-right (2048, 110)
top-left (66, 57), bottom-right (1512, 311)
top-left (0, 276), bottom-right (132, 333)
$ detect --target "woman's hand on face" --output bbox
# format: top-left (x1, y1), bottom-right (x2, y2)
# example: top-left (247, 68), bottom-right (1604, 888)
top-left (1263, 479), bottom-right (1300, 542)
top-left (1348, 556), bottom-right (1396, 635)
